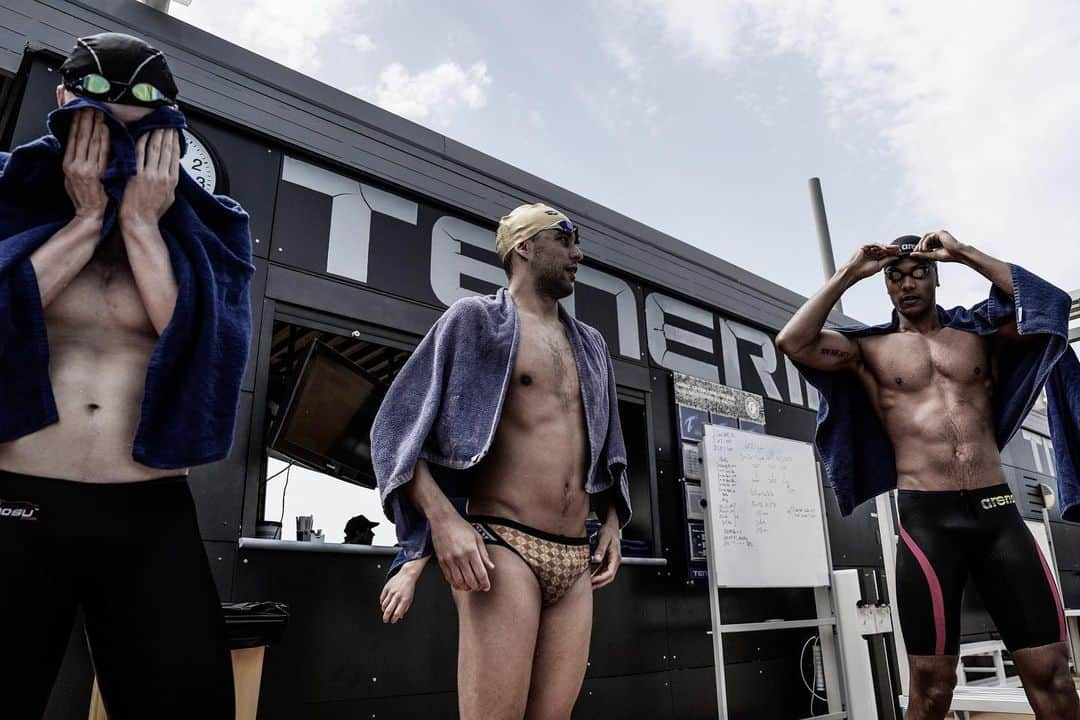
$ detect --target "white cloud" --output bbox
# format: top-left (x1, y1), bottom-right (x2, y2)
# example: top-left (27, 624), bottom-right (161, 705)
top-left (348, 33), bottom-right (376, 53)
top-left (591, 29), bottom-right (663, 134)
top-left (635, 0), bottom-right (747, 68)
top-left (171, 0), bottom-right (352, 75)
top-left (372, 61), bottom-right (491, 125)
top-left (619, 0), bottom-right (1080, 302)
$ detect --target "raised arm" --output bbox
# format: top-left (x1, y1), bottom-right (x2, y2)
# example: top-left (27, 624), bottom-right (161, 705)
top-left (29, 109), bottom-right (108, 306)
top-left (911, 230), bottom-right (1013, 298)
top-left (119, 129), bottom-right (180, 335)
top-left (913, 230), bottom-right (1025, 346)
top-left (775, 244), bottom-right (895, 372)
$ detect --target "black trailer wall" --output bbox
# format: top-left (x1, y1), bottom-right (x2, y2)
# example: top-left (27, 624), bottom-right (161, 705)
top-left (0, 4), bottom-right (1070, 719)
top-left (0, 41), bottom-right (890, 720)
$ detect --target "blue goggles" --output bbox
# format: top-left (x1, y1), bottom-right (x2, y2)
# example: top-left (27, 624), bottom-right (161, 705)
top-left (535, 218), bottom-right (579, 241)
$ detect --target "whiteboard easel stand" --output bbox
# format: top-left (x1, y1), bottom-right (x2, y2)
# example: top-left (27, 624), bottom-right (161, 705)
top-left (701, 430), bottom-right (849, 720)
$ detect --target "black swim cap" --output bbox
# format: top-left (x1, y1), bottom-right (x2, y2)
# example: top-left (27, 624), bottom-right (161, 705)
top-left (59, 33), bottom-right (177, 108)
top-left (890, 235), bottom-right (921, 258)
top-left (886, 234), bottom-right (938, 287)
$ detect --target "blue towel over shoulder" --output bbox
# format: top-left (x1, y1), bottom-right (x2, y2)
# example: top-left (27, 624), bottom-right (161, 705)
top-left (0, 97), bottom-right (253, 468)
top-left (371, 288), bottom-right (632, 575)
top-left (796, 265), bottom-right (1080, 520)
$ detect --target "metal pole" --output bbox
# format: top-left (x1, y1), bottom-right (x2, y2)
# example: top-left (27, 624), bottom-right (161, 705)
top-left (141, 0), bottom-right (171, 11)
top-left (809, 177), bottom-right (843, 314)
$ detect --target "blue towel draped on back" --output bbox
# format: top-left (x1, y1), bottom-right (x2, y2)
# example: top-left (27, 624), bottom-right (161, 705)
top-left (797, 265), bottom-right (1080, 520)
top-left (0, 97), bottom-right (253, 468)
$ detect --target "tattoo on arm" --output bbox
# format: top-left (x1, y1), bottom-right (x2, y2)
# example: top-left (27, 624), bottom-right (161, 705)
top-left (819, 348), bottom-right (851, 359)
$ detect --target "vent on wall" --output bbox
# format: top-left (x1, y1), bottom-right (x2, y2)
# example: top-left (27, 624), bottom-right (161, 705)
top-left (1024, 477), bottom-right (1047, 510)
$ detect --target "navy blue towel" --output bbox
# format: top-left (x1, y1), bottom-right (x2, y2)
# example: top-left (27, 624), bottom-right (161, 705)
top-left (0, 97), bottom-right (253, 468)
top-left (797, 265), bottom-right (1080, 521)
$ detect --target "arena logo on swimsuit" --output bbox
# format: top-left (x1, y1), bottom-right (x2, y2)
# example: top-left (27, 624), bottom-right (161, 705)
top-left (981, 493), bottom-right (1015, 510)
top-left (278, 156), bottom-right (818, 412)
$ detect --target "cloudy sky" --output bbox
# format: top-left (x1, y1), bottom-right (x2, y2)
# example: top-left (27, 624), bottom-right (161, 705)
top-left (170, 0), bottom-right (1080, 326)
top-left (166, 1), bottom-right (1079, 541)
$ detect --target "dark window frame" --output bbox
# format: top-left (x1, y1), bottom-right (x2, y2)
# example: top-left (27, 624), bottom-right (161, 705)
top-left (246, 299), bottom-right (662, 559)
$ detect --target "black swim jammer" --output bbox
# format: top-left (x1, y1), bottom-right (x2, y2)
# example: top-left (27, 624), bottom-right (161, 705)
top-left (896, 483), bottom-right (1065, 656)
top-left (0, 470), bottom-right (234, 719)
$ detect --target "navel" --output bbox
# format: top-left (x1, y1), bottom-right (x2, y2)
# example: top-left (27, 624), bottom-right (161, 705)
top-left (85, 403), bottom-right (101, 414)
top-left (521, 374), bottom-right (533, 386)
top-left (974, 367), bottom-right (982, 376)
top-left (894, 377), bottom-right (903, 385)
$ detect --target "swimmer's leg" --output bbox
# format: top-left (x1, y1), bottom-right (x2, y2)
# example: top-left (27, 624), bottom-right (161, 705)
top-left (525, 568), bottom-right (592, 720)
top-left (454, 544), bottom-right (541, 720)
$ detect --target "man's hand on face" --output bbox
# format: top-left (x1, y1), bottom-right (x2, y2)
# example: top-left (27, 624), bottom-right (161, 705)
top-left (845, 244), bottom-right (898, 281)
top-left (911, 230), bottom-right (964, 263)
top-left (62, 109), bottom-right (109, 223)
top-left (590, 521), bottom-right (622, 589)
top-left (430, 513), bottom-right (495, 592)
top-left (119, 128), bottom-right (180, 229)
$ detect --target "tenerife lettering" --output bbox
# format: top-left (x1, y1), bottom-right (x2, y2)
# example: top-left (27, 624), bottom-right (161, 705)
top-left (278, 155), bottom-right (821, 411)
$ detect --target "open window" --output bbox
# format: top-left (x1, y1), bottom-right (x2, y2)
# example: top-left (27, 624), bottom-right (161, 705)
top-left (257, 315), bottom-right (659, 555)
top-left (260, 318), bottom-right (410, 546)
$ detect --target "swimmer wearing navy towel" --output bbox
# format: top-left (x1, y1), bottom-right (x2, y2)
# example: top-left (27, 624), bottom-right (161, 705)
top-left (778, 232), bottom-right (1080, 719)
top-left (0, 33), bottom-right (253, 717)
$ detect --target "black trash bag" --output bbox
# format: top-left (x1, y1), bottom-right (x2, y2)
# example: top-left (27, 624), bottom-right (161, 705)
top-left (221, 601), bottom-right (289, 649)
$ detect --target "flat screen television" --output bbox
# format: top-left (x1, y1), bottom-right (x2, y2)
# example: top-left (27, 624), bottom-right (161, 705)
top-left (269, 340), bottom-right (388, 488)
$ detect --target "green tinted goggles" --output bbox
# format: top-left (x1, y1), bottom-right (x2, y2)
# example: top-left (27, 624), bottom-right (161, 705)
top-left (67, 73), bottom-right (168, 106)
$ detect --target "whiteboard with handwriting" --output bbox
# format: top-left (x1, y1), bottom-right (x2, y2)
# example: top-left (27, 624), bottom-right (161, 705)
top-left (701, 425), bottom-right (829, 587)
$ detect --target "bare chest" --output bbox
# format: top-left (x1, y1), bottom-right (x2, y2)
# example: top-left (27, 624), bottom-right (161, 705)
top-left (506, 319), bottom-right (582, 410)
top-left (45, 243), bottom-right (154, 338)
top-left (861, 328), bottom-right (990, 392)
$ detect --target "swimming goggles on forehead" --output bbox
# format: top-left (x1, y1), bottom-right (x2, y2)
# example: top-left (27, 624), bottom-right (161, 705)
top-left (884, 264), bottom-right (933, 283)
top-left (535, 218), bottom-right (579, 241)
